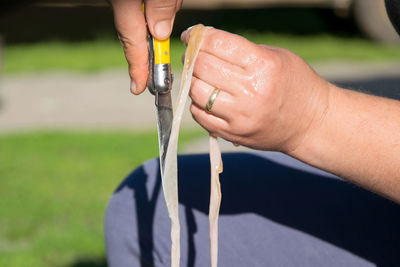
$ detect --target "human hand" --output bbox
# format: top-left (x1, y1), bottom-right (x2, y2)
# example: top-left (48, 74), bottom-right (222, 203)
top-left (109, 0), bottom-right (182, 94)
top-left (181, 27), bottom-right (332, 153)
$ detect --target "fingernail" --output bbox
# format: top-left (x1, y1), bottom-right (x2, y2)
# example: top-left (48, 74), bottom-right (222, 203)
top-left (131, 79), bottom-right (137, 94)
top-left (180, 31), bottom-right (186, 42)
top-left (154, 20), bottom-right (171, 40)
top-left (180, 26), bottom-right (193, 41)
top-left (181, 53), bottom-right (185, 64)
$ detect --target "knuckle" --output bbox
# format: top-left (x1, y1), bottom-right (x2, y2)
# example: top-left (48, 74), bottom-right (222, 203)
top-left (252, 47), bottom-right (283, 73)
top-left (247, 117), bottom-right (260, 133)
top-left (189, 80), bottom-right (199, 99)
top-left (230, 119), bottom-right (248, 136)
top-left (203, 28), bottom-right (220, 48)
top-left (230, 114), bottom-right (259, 137)
top-left (148, 0), bottom-right (176, 12)
top-left (193, 54), bottom-right (209, 75)
top-left (190, 104), bottom-right (197, 115)
top-left (118, 34), bottom-right (138, 51)
top-left (128, 62), bottom-right (147, 75)
top-left (190, 105), bottom-right (202, 124)
top-left (195, 52), bottom-right (206, 67)
top-left (176, 0), bottom-right (183, 10)
top-left (268, 52), bottom-right (283, 71)
top-left (243, 74), bottom-right (257, 91)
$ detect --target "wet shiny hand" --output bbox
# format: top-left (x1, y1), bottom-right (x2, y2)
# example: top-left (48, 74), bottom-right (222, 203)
top-left (181, 27), bottom-right (331, 153)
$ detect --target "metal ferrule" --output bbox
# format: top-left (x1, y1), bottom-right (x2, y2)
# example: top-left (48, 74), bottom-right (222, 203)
top-left (154, 64), bottom-right (173, 95)
top-left (146, 34), bottom-right (173, 95)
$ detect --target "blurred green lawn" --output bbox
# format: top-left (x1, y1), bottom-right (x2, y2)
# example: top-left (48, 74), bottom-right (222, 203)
top-left (0, 131), bottom-right (202, 267)
top-left (2, 18), bottom-right (400, 267)
top-left (4, 33), bottom-right (400, 73)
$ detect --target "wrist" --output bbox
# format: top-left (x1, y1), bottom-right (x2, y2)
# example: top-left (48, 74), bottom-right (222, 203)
top-left (286, 81), bottom-right (338, 162)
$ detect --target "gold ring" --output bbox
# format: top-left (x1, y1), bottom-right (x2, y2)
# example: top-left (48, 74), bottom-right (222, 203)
top-left (206, 88), bottom-right (220, 113)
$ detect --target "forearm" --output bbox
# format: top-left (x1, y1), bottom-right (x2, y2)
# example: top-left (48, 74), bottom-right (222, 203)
top-left (182, 27), bottom-right (400, 202)
top-left (291, 84), bottom-right (400, 202)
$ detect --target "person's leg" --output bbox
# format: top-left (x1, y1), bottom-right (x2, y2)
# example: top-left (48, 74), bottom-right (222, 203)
top-left (104, 152), bottom-right (400, 267)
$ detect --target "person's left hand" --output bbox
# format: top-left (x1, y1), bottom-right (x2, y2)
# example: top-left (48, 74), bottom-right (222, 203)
top-left (181, 27), bottom-right (331, 153)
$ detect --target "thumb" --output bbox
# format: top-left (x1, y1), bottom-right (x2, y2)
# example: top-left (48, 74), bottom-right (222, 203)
top-left (145, 0), bottom-right (178, 40)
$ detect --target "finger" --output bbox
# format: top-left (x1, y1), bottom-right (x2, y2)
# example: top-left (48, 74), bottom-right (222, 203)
top-left (193, 51), bottom-right (247, 96)
top-left (111, 0), bottom-right (147, 94)
top-left (181, 52), bottom-right (185, 65)
top-left (190, 104), bottom-right (239, 143)
top-left (190, 77), bottom-right (234, 120)
top-left (176, 0), bottom-right (183, 10)
top-left (146, 0), bottom-right (178, 40)
top-left (190, 103), bottom-right (229, 135)
top-left (181, 27), bottom-right (259, 68)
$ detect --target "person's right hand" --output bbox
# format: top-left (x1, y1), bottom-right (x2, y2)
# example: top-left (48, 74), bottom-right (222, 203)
top-left (109, 0), bottom-right (182, 94)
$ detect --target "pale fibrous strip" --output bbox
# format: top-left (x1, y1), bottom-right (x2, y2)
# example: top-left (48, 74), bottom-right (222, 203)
top-left (162, 24), bottom-right (207, 267)
top-left (162, 24), bottom-right (223, 267)
top-left (209, 135), bottom-right (223, 267)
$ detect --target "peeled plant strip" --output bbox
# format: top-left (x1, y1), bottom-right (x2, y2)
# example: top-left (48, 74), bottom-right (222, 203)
top-left (161, 24), bottom-right (223, 267)
top-left (161, 24), bottom-right (205, 267)
top-left (209, 135), bottom-right (223, 267)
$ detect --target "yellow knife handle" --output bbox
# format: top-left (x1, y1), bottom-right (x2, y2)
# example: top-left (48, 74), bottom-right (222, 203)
top-left (152, 37), bottom-right (172, 94)
top-left (142, 2), bottom-right (170, 65)
top-left (154, 38), bottom-right (170, 65)
top-left (143, 2), bottom-right (173, 94)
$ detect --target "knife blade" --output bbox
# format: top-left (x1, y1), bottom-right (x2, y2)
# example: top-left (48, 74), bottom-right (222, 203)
top-left (145, 13), bottom-right (174, 174)
top-left (155, 92), bottom-right (173, 174)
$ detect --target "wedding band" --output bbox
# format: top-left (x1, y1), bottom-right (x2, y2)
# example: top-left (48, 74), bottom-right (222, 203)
top-left (206, 88), bottom-right (220, 113)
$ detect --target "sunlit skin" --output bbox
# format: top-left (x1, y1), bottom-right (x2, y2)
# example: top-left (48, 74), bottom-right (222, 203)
top-left (110, 2), bottom-right (400, 203)
top-left (181, 27), bottom-right (400, 203)
top-left (181, 27), bottom-right (330, 154)
top-left (109, 0), bottom-right (182, 94)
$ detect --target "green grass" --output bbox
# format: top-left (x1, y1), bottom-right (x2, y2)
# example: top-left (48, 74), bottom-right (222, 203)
top-left (3, 41), bottom-right (127, 73)
top-left (3, 33), bottom-right (400, 73)
top-left (244, 33), bottom-right (400, 61)
top-left (0, 130), bottom-right (202, 267)
top-left (2, 39), bottom-right (186, 74)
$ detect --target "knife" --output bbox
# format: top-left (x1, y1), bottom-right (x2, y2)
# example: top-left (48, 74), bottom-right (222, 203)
top-left (144, 7), bottom-right (174, 175)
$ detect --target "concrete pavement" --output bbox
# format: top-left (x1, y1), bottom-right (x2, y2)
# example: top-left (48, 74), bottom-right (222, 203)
top-left (0, 70), bottom-right (201, 132)
top-left (1, 61), bottom-right (400, 134)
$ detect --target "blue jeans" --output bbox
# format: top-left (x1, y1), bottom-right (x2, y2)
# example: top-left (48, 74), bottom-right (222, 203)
top-left (104, 152), bottom-right (400, 267)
